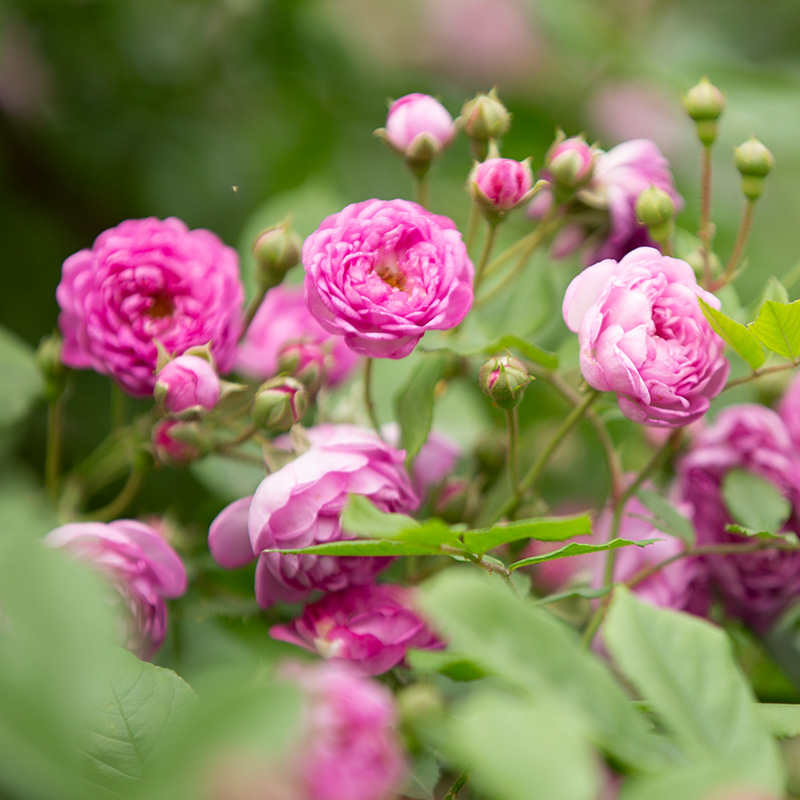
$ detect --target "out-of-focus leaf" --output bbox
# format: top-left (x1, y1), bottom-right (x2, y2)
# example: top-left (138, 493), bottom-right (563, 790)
top-left (509, 538), bottom-right (658, 570)
top-left (485, 334), bottom-right (558, 370)
top-left (749, 299), bottom-right (800, 359)
top-left (605, 588), bottom-right (782, 793)
top-left (698, 298), bottom-right (765, 369)
top-left (722, 469), bottom-right (791, 535)
top-left (399, 750), bottom-right (441, 800)
top-left (636, 489), bottom-right (696, 545)
top-left (758, 703), bottom-right (800, 739)
top-left (725, 524), bottom-right (798, 543)
top-left (406, 649), bottom-right (488, 682)
top-left (0, 325), bottom-right (43, 428)
top-left (81, 650), bottom-right (196, 799)
top-left (755, 276), bottom-right (790, 310)
top-left (190, 455), bottom-right (266, 502)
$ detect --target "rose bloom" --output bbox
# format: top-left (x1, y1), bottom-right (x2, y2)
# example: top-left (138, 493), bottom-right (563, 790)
top-left (208, 424), bottom-right (419, 608)
top-left (384, 93), bottom-right (455, 156)
top-left (237, 284), bottom-right (359, 387)
top-left (154, 354), bottom-right (220, 417)
top-left (45, 519), bottom-right (187, 660)
top-left (778, 370), bottom-right (800, 446)
top-left (57, 217), bottom-right (244, 396)
top-left (302, 199), bottom-right (474, 358)
top-left (469, 157), bottom-right (533, 212)
top-left (563, 247), bottom-right (729, 427)
top-left (270, 584), bottom-right (442, 676)
top-left (678, 404), bottom-right (800, 633)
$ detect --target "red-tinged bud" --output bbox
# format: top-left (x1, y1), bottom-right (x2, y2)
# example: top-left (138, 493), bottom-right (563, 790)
top-left (479, 354), bottom-right (531, 409)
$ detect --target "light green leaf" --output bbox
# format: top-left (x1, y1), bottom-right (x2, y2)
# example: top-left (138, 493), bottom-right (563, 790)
top-left (399, 750), bottom-right (441, 800)
top-left (443, 689), bottom-right (600, 800)
top-left (749, 299), bottom-right (800, 359)
top-left (190, 455), bottom-right (266, 502)
top-left (406, 648), bottom-right (488, 681)
top-left (265, 538), bottom-right (462, 557)
top-left (722, 469), bottom-right (791, 535)
top-left (755, 276), bottom-right (790, 310)
top-left (759, 703), bottom-right (800, 739)
top-left (462, 513), bottom-right (591, 556)
top-left (485, 334), bottom-right (558, 370)
top-left (698, 298), bottom-right (765, 369)
top-left (0, 325), bottom-right (44, 428)
top-left (394, 352), bottom-right (450, 462)
top-left (420, 569), bottom-right (674, 771)
top-left (605, 588), bottom-right (783, 791)
top-left (725, 524), bottom-right (798, 543)
top-left (81, 650), bottom-right (196, 798)
top-left (509, 538), bottom-right (658, 571)
top-left (636, 489), bottom-right (696, 545)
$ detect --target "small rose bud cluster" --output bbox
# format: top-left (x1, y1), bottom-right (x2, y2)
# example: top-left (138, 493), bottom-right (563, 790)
top-left (479, 354), bottom-right (531, 409)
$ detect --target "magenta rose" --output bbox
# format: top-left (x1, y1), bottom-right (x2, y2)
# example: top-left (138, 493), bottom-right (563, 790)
top-left (237, 284), bottom-right (359, 387)
top-left (45, 519), bottom-right (187, 660)
top-left (56, 217), bottom-right (244, 396)
top-left (208, 424), bottom-right (419, 608)
top-left (563, 247), bottom-right (729, 427)
top-left (678, 404), bottom-right (800, 632)
top-left (302, 199), bottom-right (474, 358)
top-left (469, 157), bottom-right (533, 213)
top-left (154, 354), bottom-right (220, 418)
top-left (384, 93), bottom-right (455, 157)
top-left (271, 584), bottom-right (442, 676)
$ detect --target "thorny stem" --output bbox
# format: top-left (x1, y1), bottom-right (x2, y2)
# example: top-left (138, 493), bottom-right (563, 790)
top-left (710, 199), bottom-right (756, 291)
top-left (724, 359), bottom-right (800, 392)
top-left (699, 144), bottom-right (715, 288)
top-left (505, 407), bottom-right (521, 495)
top-left (363, 358), bottom-right (382, 435)
top-left (444, 766), bottom-right (473, 800)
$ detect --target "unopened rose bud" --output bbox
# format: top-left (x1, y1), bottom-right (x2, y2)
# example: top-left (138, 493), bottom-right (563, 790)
top-left (252, 221), bottom-right (302, 290)
top-left (152, 419), bottom-right (204, 466)
top-left (252, 376), bottom-right (308, 432)
top-left (36, 332), bottom-right (67, 402)
top-left (635, 185), bottom-right (676, 246)
top-left (154, 354), bottom-right (220, 419)
top-left (376, 93), bottom-right (455, 178)
top-left (683, 78), bottom-right (726, 146)
top-left (734, 137), bottom-right (775, 201)
top-left (469, 158), bottom-right (534, 219)
top-left (277, 342), bottom-right (325, 394)
top-left (479, 355), bottom-right (531, 409)
top-left (545, 135), bottom-right (596, 189)
top-left (459, 88), bottom-right (511, 160)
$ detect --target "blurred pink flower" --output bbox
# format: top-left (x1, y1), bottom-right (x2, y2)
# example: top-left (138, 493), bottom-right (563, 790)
top-left (152, 419), bottom-right (202, 465)
top-left (57, 217), bottom-right (243, 396)
top-left (382, 423), bottom-right (460, 497)
top-left (237, 284), bottom-right (359, 387)
top-left (271, 583), bottom-right (441, 676)
top-left (45, 519), bottom-right (186, 660)
top-left (208, 424), bottom-right (418, 608)
top-left (302, 199), bottom-right (473, 358)
top-left (563, 247), bottom-right (729, 427)
top-left (154, 354), bottom-right (220, 417)
top-left (384, 93), bottom-right (455, 156)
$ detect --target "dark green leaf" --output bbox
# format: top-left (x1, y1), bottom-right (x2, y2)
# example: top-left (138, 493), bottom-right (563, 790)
top-left (636, 489), bottom-right (696, 545)
top-left (722, 469), bottom-right (791, 534)
top-left (0, 325), bottom-right (44, 428)
top-left (509, 538), bottom-right (658, 571)
top-left (605, 588), bottom-right (782, 791)
top-left (698, 298), bottom-right (765, 369)
top-left (394, 352), bottom-right (450, 462)
top-left (462, 513), bottom-right (591, 556)
top-left (749, 299), bottom-right (800, 359)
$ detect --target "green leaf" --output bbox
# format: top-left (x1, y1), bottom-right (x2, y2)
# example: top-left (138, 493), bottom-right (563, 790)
top-left (443, 689), bottom-right (600, 800)
top-left (406, 648), bottom-right (488, 681)
top-left (698, 298), bottom-right (765, 369)
top-left (485, 334), bottom-right (558, 370)
top-left (81, 650), bottom-right (196, 798)
top-left (400, 751), bottom-right (441, 800)
top-left (509, 537), bottom-right (658, 571)
top-left (420, 569), bottom-right (674, 771)
top-left (190, 455), bottom-right (266, 502)
top-left (722, 469), bottom-right (791, 534)
top-left (265, 538), bottom-right (462, 557)
top-left (749, 298), bottom-right (800, 359)
top-left (759, 703), bottom-right (800, 739)
top-left (0, 325), bottom-right (44, 428)
top-left (755, 276), bottom-right (790, 310)
top-left (604, 588), bottom-right (782, 791)
top-left (462, 513), bottom-right (591, 556)
top-left (725, 524), bottom-right (798, 543)
top-left (394, 352), bottom-right (450, 462)
top-left (636, 489), bottom-right (696, 545)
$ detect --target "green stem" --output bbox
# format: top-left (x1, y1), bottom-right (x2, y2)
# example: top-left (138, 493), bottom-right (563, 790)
top-left (481, 229), bottom-right (540, 280)
top-left (111, 384), bottom-right (127, 430)
top-left (444, 766), bottom-right (472, 800)
top-left (415, 174), bottom-right (429, 209)
top-left (724, 359), bottom-right (800, 392)
top-left (699, 144), bottom-right (714, 288)
top-left (45, 395), bottom-right (64, 502)
top-left (465, 202), bottom-right (481, 253)
top-left (505, 406), bottom-right (521, 495)
top-left (711, 199), bottom-right (756, 290)
top-left (363, 358), bottom-right (382, 435)
top-left (488, 389), bottom-right (600, 525)
top-left (82, 460), bottom-right (147, 522)
top-left (474, 221), bottom-right (500, 291)
top-left (243, 286), bottom-right (268, 332)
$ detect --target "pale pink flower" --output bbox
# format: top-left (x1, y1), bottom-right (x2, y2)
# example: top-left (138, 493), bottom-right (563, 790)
top-left (384, 93), bottom-right (455, 156)
top-left (154, 354), bottom-right (220, 417)
top-left (678, 404), bottom-right (800, 633)
top-left (563, 247), bottom-right (729, 427)
top-left (57, 217), bottom-right (244, 396)
top-left (469, 157), bottom-right (533, 212)
top-left (208, 424), bottom-right (418, 608)
top-left (45, 519), bottom-right (186, 659)
top-left (237, 284), bottom-right (359, 387)
top-left (271, 584), bottom-right (441, 676)
top-left (302, 199), bottom-right (474, 359)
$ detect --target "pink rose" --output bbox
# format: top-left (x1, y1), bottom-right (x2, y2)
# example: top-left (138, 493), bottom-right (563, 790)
top-left (563, 247), bottom-right (729, 427)
top-left (545, 136), bottom-right (596, 187)
top-left (382, 423), bottom-right (460, 497)
top-left (678, 404), bottom-right (800, 633)
top-left (237, 284), bottom-right (359, 387)
top-left (57, 217), bottom-right (244, 396)
top-left (154, 354), bottom-right (220, 417)
top-left (45, 519), bottom-right (187, 659)
top-left (208, 424), bottom-right (419, 608)
top-left (271, 584), bottom-right (442, 676)
top-left (302, 199), bottom-right (474, 359)
top-left (384, 93), bottom-right (455, 157)
top-left (469, 157), bottom-right (533, 212)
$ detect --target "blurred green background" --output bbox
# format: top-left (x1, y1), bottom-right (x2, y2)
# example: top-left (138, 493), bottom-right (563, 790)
top-left (3, 0), bottom-right (800, 520)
